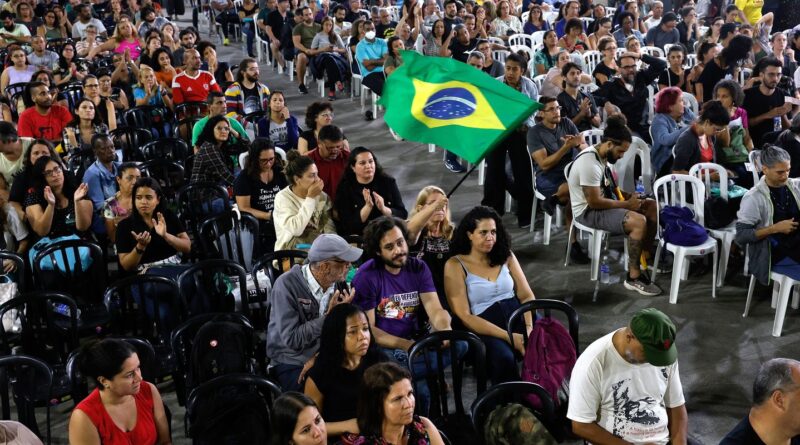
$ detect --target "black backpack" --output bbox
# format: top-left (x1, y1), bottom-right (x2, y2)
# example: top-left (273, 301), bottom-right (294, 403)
top-left (188, 321), bottom-right (254, 391)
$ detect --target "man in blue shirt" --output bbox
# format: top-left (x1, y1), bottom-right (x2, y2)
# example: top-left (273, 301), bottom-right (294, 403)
top-left (82, 134), bottom-right (119, 237)
top-left (355, 20), bottom-right (388, 98)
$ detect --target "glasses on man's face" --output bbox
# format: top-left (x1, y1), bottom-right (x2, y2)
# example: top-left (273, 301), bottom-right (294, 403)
top-left (621, 64), bottom-right (637, 70)
top-left (544, 106), bottom-right (562, 113)
top-left (44, 165), bottom-right (62, 178)
top-left (85, 83), bottom-right (99, 88)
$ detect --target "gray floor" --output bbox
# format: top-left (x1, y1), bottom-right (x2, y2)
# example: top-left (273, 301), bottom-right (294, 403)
top-left (38, 11), bottom-right (800, 445)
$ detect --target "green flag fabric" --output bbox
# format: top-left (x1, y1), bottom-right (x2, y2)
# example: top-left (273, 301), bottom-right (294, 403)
top-left (377, 50), bottom-right (541, 164)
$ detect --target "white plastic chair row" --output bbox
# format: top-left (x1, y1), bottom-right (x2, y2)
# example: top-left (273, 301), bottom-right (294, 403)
top-left (689, 162), bottom-right (735, 286)
top-left (745, 272), bottom-right (800, 337)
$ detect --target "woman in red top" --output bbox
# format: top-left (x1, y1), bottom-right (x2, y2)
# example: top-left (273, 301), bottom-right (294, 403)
top-left (69, 339), bottom-right (171, 445)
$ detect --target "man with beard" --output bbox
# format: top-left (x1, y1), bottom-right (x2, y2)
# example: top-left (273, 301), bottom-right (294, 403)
top-left (171, 49), bottom-right (221, 105)
top-left (71, 3), bottom-right (107, 39)
top-left (442, 0), bottom-right (462, 37)
top-left (306, 125), bottom-right (349, 201)
top-left (743, 57), bottom-right (793, 148)
top-left (352, 216), bottom-right (465, 416)
top-left (375, 7), bottom-right (397, 39)
top-left (267, 233), bottom-right (361, 391)
top-left (568, 308), bottom-right (687, 444)
top-left (0, 10), bottom-right (31, 45)
top-left (331, 5), bottom-right (350, 37)
top-left (225, 58), bottom-right (271, 122)
top-left (17, 82), bottom-right (72, 144)
top-left (344, 0), bottom-right (368, 24)
top-left (172, 28), bottom-right (197, 69)
top-left (136, 5), bottom-right (168, 38)
top-left (565, 115), bottom-right (661, 296)
top-left (593, 51), bottom-right (666, 142)
top-left (291, 6), bottom-right (321, 95)
top-left (82, 135), bottom-right (120, 237)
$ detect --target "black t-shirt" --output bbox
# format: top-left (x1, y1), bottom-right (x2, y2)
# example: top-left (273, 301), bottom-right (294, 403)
top-left (720, 416), bottom-right (800, 445)
top-left (557, 90), bottom-right (598, 132)
top-left (344, 9), bottom-right (368, 23)
top-left (449, 38), bottom-right (477, 63)
top-left (697, 59), bottom-right (732, 102)
top-left (241, 83), bottom-right (262, 115)
top-left (307, 353), bottom-right (385, 422)
top-left (116, 208), bottom-right (186, 265)
top-left (299, 129), bottom-right (318, 151)
top-left (232, 170), bottom-right (287, 239)
top-left (743, 86), bottom-right (785, 148)
top-left (24, 191), bottom-right (83, 238)
top-left (375, 21), bottom-right (397, 39)
top-left (410, 229), bottom-right (451, 305)
top-left (266, 10), bottom-right (293, 40)
top-left (658, 67), bottom-right (692, 92)
top-left (592, 62), bottom-right (616, 86)
top-left (442, 16), bottom-right (462, 37)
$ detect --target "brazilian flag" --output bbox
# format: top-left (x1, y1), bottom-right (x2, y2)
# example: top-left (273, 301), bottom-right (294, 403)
top-left (378, 50), bottom-right (541, 164)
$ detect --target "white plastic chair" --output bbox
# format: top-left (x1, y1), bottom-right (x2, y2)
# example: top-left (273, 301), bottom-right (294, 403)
top-left (509, 33), bottom-right (534, 49)
top-left (531, 74), bottom-right (546, 93)
top-left (641, 46), bottom-right (665, 58)
top-left (651, 174), bottom-right (718, 304)
top-left (582, 50), bottom-right (603, 75)
top-left (747, 149), bottom-right (762, 186)
top-left (744, 272), bottom-right (800, 337)
top-left (581, 129), bottom-right (604, 147)
top-left (543, 11), bottom-right (558, 26)
top-left (682, 91), bottom-right (699, 117)
top-left (689, 162), bottom-right (735, 286)
top-left (529, 154), bottom-right (562, 246)
top-left (611, 136), bottom-right (653, 195)
top-left (564, 219), bottom-right (629, 281)
top-left (685, 53), bottom-right (697, 69)
top-left (493, 49), bottom-right (510, 64)
top-left (578, 82), bottom-right (598, 95)
top-left (530, 31), bottom-right (546, 49)
top-left (738, 67), bottom-right (752, 86)
top-left (604, 6), bottom-right (616, 17)
top-left (646, 84), bottom-right (656, 124)
top-left (521, 11), bottom-right (530, 24)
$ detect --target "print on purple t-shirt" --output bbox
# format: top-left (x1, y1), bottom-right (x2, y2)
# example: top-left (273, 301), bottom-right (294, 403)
top-left (352, 257), bottom-right (437, 340)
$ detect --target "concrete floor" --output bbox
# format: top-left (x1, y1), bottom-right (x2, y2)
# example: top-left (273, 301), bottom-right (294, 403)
top-left (37, 10), bottom-right (800, 445)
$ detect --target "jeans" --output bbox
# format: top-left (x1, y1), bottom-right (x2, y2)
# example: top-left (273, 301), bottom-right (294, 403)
top-left (476, 298), bottom-right (523, 385)
top-left (242, 21), bottom-right (255, 55)
top-left (380, 340), bottom-right (469, 416)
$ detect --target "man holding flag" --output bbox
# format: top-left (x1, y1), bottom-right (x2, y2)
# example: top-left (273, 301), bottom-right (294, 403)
top-left (378, 50), bottom-right (541, 211)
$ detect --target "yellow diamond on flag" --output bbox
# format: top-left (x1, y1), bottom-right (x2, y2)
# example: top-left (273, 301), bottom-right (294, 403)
top-left (410, 79), bottom-right (506, 131)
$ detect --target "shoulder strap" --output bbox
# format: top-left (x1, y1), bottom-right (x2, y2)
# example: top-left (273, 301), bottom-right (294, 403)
top-left (565, 148), bottom-right (602, 178)
top-left (453, 255), bottom-right (469, 276)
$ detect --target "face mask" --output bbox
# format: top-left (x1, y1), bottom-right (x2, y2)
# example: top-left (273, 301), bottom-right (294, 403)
top-left (365, 30), bottom-right (376, 40)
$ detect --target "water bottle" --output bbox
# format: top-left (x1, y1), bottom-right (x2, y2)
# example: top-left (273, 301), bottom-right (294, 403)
top-left (774, 116), bottom-right (782, 133)
top-left (635, 179), bottom-right (645, 195)
top-left (51, 302), bottom-right (80, 318)
top-left (600, 255), bottom-right (610, 284)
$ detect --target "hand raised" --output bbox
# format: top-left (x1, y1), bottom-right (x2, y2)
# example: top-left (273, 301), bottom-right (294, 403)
top-left (73, 182), bottom-right (89, 201)
top-left (152, 212), bottom-right (167, 237)
top-left (44, 186), bottom-right (56, 206)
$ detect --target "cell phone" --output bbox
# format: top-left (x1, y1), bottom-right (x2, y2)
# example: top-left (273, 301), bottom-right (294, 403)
top-left (335, 281), bottom-right (350, 297)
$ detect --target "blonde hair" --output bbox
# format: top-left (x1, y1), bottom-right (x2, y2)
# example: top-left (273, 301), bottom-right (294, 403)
top-left (137, 64), bottom-right (155, 84)
top-left (410, 186), bottom-right (454, 240)
top-left (112, 15), bottom-right (135, 43)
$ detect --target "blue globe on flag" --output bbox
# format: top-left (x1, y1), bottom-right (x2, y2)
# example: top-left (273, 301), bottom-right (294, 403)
top-left (422, 88), bottom-right (477, 120)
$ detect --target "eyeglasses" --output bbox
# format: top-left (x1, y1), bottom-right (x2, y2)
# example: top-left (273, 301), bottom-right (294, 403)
top-left (215, 127), bottom-right (231, 132)
top-left (44, 165), bottom-right (62, 177)
top-left (259, 157), bottom-right (276, 163)
top-left (319, 112), bottom-right (334, 118)
top-left (621, 64), bottom-right (637, 70)
top-left (543, 106), bottom-right (562, 113)
top-left (84, 83), bottom-right (99, 88)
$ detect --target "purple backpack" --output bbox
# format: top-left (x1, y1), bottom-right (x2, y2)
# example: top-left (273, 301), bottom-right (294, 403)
top-left (521, 317), bottom-right (577, 409)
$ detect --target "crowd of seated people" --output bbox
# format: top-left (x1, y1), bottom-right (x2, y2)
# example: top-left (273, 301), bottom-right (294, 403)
top-left (1, 0), bottom-right (800, 443)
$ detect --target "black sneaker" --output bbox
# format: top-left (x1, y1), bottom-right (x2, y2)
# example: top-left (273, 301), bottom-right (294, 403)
top-left (299, 84), bottom-right (309, 94)
top-left (569, 242), bottom-right (590, 264)
top-left (444, 159), bottom-right (467, 173)
top-left (541, 194), bottom-right (560, 216)
top-left (623, 272), bottom-right (662, 296)
top-left (365, 110), bottom-right (374, 121)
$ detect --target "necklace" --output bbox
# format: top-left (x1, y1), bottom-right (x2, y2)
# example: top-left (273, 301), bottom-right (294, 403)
top-left (770, 186), bottom-right (792, 214)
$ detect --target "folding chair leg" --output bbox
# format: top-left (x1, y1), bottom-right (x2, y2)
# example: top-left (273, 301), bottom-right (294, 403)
top-left (652, 243), bottom-right (662, 284)
top-left (711, 249), bottom-right (718, 299)
top-left (669, 252), bottom-right (686, 304)
top-left (744, 275), bottom-right (756, 317)
top-left (543, 212), bottom-right (552, 245)
top-left (716, 234), bottom-right (733, 287)
top-left (773, 280), bottom-right (793, 337)
top-left (564, 222), bottom-right (574, 267)
top-left (478, 160), bottom-right (486, 185)
top-left (589, 231), bottom-right (603, 281)
top-left (530, 196), bottom-right (538, 235)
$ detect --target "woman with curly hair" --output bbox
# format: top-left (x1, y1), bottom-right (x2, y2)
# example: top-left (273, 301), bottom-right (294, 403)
top-left (297, 102), bottom-right (348, 154)
top-left (443, 206), bottom-right (535, 385)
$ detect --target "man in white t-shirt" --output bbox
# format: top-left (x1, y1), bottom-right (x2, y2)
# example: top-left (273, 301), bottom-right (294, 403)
top-left (567, 308), bottom-right (688, 445)
top-left (644, 1), bottom-right (663, 31)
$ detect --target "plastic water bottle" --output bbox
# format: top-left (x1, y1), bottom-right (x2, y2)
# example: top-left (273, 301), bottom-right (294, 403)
top-left (635, 179), bottom-right (645, 195)
top-left (600, 255), bottom-right (611, 284)
top-left (51, 302), bottom-right (80, 318)
top-left (774, 116), bottom-right (782, 133)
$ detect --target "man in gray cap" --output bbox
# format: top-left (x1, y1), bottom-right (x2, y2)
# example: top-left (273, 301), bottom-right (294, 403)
top-left (568, 308), bottom-right (687, 444)
top-left (644, 11), bottom-right (680, 50)
top-left (266, 233), bottom-right (362, 391)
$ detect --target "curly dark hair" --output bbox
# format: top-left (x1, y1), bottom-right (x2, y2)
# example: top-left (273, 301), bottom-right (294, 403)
top-left (150, 47), bottom-right (174, 72)
top-left (719, 35), bottom-right (753, 68)
top-left (244, 138), bottom-right (285, 181)
top-left (450, 206), bottom-right (511, 267)
top-left (362, 216), bottom-right (409, 263)
top-left (304, 101), bottom-right (333, 130)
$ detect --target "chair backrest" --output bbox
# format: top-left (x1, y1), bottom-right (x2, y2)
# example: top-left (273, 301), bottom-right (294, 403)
top-left (141, 138), bottom-right (190, 162)
top-left (170, 312), bottom-right (254, 405)
top-left (581, 50), bottom-right (602, 74)
top-left (506, 299), bottom-right (579, 352)
top-left (682, 91), bottom-right (699, 117)
top-left (0, 252), bottom-right (25, 294)
top-left (511, 45), bottom-right (535, 68)
top-left (252, 250), bottom-right (308, 287)
top-left (174, 101), bottom-right (209, 121)
top-left (66, 336), bottom-right (157, 405)
top-left (493, 49), bottom-right (509, 65)
top-left (581, 129), bottom-right (604, 148)
top-left (578, 82), bottom-right (598, 95)
top-left (508, 33), bottom-right (533, 48)
top-left (407, 330), bottom-right (486, 420)
top-left (0, 291), bottom-right (79, 366)
top-left (738, 67), bottom-right (752, 86)
top-left (611, 136), bottom-right (653, 195)
top-left (685, 53), bottom-right (697, 68)
top-left (32, 239), bottom-right (107, 307)
top-left (243, 111), bottom-right (267, 137)
top-left (178, 259), bottom-right (249, 317)
top-left (185, 373), bottom-right (279, 442)
top-left (103, 275), bottom-right (183, 343)
top-left (521, 10), bottom-right (529, 23)
top-left (124, 106), bottom-right (173, 139)
top-left (689, 162), bottom-right (729, 200)
top-left (653, 174), bottom-right (707, 228)
top-left (646, 84), bottom-right (656, 124)
top-left (199, 210), bottom-right (261, 270)
top-left (531, 74), bottom-right (546, 93)
top-left (470, 381), bottom-right (556, 441)
top-left (0, 354), bottom-right (53, 443)
top-left (748, 149), bottom-right (762, 185)
top-left (61, 85), bottom-right (84, 113)
top-left (141, 160), bottom-right (186, 211)
top-left (641, 45), bottom-right (665, 58)
top-left (177, 182), bottom-right (232, 244)
top-left (173, 116), bottom-right (204, 147)
top-left (111, 127), bottom-right (152, 162)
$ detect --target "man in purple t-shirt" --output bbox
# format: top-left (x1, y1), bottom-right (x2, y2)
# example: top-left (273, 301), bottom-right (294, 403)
top-left (352, 216), bottom-right (467, 414)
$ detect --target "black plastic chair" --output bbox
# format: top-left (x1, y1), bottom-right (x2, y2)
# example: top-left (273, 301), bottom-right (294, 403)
top-left (124, 105), bottom-right (174, 139)
top-left (506, 299), bottom-right (580, 353)
top-left (141, 160), bottom-right (186, 212)
top-left (61, 84), bottom-right (84, 113)
top-left (177, 259), bottom-right (249, 317)
top-left (45, 37), bottom-right (71, 54)
top-left (0, 355), bottom-right (53, 444)
top-left (174, 101), bottom-right (209, 120)
top-left (32, 239), bottom-right (110, 335)
top-left (0, 252), bottom-right (25, 294)
top-left (4, 82), bottom-right (28, 120)
top-left (251, 250), bottom-right (308, 286)
top-left (407, 330), bottom-right (486, 445)
top-left (177, 182), bottom-right (231, 255)
top-left (470, 381), bottom-right (557, 441)
top-left (103, 275), bottom-right (183, 378)
top-left (200, 210), bottom-right (261, 270)
top-left (169, 312), bottom-right (255, 405)
top-left (65, 148), bottom-right (96, 181)
top-left (185, 373), bottom-right (280, 441)
top-left (111, 127), bottom-right (152, 162)
top-left (141, 138), bottom-right (190, 162)
top-left (173, 116), bottom-right (204, 147)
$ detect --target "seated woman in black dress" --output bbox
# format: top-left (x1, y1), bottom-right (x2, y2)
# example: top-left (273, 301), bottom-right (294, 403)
top-left (334, 147), bottom-right (407, 237)
top-left (297, 101), bottom-right (350, 154)
top-left (24, 156), bottom-right (93, 239)
top-left (304, 303), bottom-right (386, 438)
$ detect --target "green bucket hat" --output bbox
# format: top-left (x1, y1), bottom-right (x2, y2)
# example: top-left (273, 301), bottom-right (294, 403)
top-left (630, 308), bottom-right (677, 367)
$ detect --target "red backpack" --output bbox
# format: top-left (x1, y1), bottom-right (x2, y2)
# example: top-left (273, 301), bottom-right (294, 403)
top-left (521, 317), bottom-right (577, 409)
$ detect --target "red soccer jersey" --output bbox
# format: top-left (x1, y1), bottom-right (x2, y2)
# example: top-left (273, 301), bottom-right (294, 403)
top-left (17, 105), bottom-right (72, 142)
top-left (171, 70), bottom-right (221, 104)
